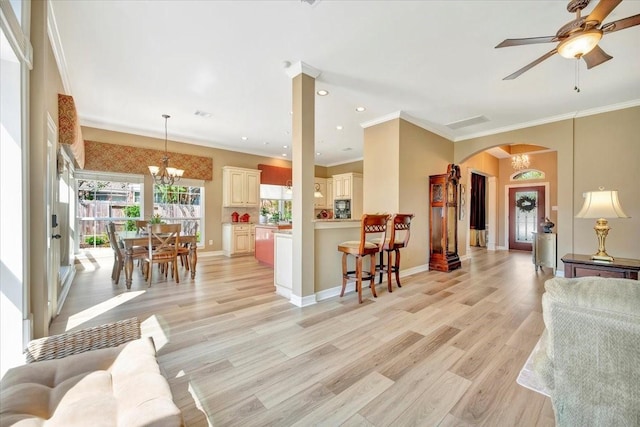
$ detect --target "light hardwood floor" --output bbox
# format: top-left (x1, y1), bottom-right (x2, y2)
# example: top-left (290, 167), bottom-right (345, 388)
top-left (51, 248), bottom-right (556, 426)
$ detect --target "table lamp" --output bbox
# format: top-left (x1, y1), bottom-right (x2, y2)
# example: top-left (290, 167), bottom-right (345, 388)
top-left (575, 187), bottom-right (629, 262)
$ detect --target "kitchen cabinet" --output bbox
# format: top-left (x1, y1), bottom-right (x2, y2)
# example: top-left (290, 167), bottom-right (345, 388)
top-left (326, 178), bottom-right (333, 207)
top-left (222, 166), bottom-right (261, 208)
top-left (332, 173), bottom-right (363, 219)
top-left (429, 164), bottom-right (461, 272)
top-left (222, 223), bottom-right (255, 257)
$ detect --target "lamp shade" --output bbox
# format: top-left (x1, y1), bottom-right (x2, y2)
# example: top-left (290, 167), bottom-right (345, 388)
top-left (576, 190), bottom-right (629, 219)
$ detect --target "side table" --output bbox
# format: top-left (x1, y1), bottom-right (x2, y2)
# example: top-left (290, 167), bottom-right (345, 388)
top-left (561, 253), bottom-right (640, 280)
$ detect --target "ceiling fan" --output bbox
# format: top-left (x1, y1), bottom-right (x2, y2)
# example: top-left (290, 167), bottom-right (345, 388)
top-left (496, 0), bottom-right (640, 80)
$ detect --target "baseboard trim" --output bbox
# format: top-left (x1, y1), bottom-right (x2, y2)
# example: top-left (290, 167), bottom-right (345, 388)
top-left (275, 285), bottom-right (291, 299)
top-left (290, 293), bottom-right (317, 307)
top-left (56, 266), bottom-right (76, 317)
top-left (315, 264), bottom-right (429, 302)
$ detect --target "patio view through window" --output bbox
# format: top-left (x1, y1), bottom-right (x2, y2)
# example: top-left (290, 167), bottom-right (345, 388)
top-left (152, 184), bottom-right (202, 242)
top-left (77, 175), bottom-right (204, 249)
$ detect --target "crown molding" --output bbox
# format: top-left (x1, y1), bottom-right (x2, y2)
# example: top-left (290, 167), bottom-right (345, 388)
top-left (457, 99), bottom-right (640, 142)
top-left (285, 61), bottom-right (321, 79)
top-left (47, 1), bottom-right (72, 94)
top-left (360, 110), bottom-right (455, 141)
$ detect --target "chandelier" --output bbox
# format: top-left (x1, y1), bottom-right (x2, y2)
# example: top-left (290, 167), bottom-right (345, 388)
top-left (148, 114), bottom-right (184, 186)
top-left (511, 154), bottom-right (530, 171)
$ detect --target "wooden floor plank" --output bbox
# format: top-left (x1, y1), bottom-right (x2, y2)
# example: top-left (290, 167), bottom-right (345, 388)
top-left (50, 248), bottom-right (555, 426)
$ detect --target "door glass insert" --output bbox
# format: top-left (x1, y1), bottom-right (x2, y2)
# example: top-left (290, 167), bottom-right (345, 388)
top-left (514, 190), bottom-right (537, 243)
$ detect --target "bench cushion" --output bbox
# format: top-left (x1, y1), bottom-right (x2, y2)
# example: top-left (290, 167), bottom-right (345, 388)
top-left (0, 337), bottom-right (182, 427)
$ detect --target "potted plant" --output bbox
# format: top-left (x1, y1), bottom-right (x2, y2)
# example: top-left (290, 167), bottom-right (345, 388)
top-left (260, 207), bottom-right (269, 224)
top-left (149, 214), bottom-right (164, 224)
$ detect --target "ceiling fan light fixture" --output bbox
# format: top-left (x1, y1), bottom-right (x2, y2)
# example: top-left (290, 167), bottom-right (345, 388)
top-left (557, 29), bottom-right (602, 58)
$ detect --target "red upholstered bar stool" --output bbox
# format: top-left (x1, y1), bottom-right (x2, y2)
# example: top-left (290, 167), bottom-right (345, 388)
top-left (376, 213), bottom-right (414, 290)
top-left (338, 214), bottom-right (390, 303)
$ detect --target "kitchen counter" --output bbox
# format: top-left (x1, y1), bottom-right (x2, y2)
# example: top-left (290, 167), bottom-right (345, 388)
top-left (274, 220), bottom-right (362, 302)
top-left (255, 224), bottom-right (292, 267)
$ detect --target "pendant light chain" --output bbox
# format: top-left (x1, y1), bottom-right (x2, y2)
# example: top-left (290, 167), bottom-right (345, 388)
top-left (574, 59), bottom-right (580, 93)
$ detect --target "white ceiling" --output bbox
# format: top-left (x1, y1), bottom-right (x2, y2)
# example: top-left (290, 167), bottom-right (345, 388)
top-left (50, 0), bottom-right (640, 166)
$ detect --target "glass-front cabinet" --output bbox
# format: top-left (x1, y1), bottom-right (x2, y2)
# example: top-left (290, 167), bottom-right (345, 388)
top-left (429, 164), bottom-right (461, 272)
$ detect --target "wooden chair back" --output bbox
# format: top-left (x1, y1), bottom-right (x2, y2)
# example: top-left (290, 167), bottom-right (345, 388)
top-left (147, 223), bottom-right (181, 260)
top-left (359, 214), bottom-right (390, 254)
top-left (389, 213), bottom-right (414, 249)
top-left (107, 222), bottom-right (123, 262)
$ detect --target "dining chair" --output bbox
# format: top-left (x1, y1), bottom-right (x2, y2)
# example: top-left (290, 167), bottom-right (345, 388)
top-left (134, 220), bottom-right (149, 233)
top-left (144, 223), bottom-right (181, 286)
top-left (338, 214), bottom-right (390, 303)
top-left (106, 222), bottom-right (146, 285)
top-left (376, 213), bottom-right (414, 290)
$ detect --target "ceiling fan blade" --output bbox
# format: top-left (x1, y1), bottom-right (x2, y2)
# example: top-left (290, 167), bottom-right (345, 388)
top-left (582, 45), bottom-right (613, 69)
top-left (503, 49), bottom-right (558, 80)
top-left (495, 36), bottom-right (557, 48)
top-left (602, 13), bottom-right (640, 33)
top-left (586, 0), bottom-right (622, 24)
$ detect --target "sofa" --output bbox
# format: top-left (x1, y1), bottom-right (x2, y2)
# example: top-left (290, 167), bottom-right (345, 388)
top-left (528, 277), bottom-right (640, 426)
top-left (0, 318), bottom-right (183, 427)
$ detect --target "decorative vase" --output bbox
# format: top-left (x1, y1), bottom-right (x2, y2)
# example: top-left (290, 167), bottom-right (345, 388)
top-left (540, 217), bottom-right (555, 233)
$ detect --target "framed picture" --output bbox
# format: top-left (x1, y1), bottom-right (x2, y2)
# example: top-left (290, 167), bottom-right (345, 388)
top-left (459, 184), bottom-right (466, 220)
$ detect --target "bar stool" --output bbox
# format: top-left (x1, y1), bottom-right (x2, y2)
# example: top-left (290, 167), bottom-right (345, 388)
top-left (376, 213), bottom-right (414, 291)
top-left (338, 214), bottom-right (390, 303)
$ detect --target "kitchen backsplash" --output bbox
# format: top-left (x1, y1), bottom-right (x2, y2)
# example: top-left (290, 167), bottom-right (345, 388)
top-left (223, 207), bottom-right (259, 223)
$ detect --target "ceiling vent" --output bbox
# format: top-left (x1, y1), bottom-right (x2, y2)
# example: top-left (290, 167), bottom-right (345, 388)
top-left (301, 0), bottom-right (322, 6)
top-left (445, 115), bottom-right (489, 130)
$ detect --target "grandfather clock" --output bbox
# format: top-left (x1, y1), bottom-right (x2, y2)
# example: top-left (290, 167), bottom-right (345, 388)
top-left (429, 164), bottom-right (461, 272)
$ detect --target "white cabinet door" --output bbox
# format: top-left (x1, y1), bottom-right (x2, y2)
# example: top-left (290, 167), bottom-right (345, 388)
top-left (234, 231), bottom-right (251, 253)
top-left (326, 178), bottom-right (333, 207)
top-left (223, 167), bottom-right (262, 207)
top-left (342, 174), bottom-right (352, 198)
top-left (245, 171), bottom-right (260, 207)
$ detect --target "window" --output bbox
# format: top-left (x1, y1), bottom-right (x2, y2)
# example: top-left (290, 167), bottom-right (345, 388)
top-left (76, 172), bottom-right (143, 249)
top-left (512, 170), bottom-right (545, 181)
top-left (1, 0), bottom-right (31, 376)
top-left (152, 180), bottom-right (204, 243)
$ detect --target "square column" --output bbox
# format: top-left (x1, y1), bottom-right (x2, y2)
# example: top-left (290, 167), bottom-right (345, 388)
top-left (288, 62), bottom-right (320, 306)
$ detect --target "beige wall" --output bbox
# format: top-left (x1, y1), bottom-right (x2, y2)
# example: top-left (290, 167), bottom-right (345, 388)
top-left (399, 120), bottom-right (454, 270)
top-left (82, 127), bottom-right (295, 252)
top-left (363, 119), bottom-right (400, 213)
top-left (455, 106), bottom-right (640, 263)
top-left (327, 160), bottom-right (363, 176)
top-left (362, 118), bottom-right (453, 271)
top-left (458, 151), bottom-right (500, 256)
top-left (573, 108), bottom-right (639, 259)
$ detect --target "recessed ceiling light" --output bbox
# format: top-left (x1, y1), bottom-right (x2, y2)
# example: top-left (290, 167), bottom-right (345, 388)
top-left (264, 142), bottom-right (270, 145)
top-left (316, 152), bottom-right (322, 156)
top-left (283, 145), bottom-right (288, 149)
top-left (342, 147), bottom-right (353, 151)
top-left (282, 153), bottom-right (287, 157)
top-left (317, 90), bottom-right (329, 96)
top-left (241, 136), bottom-right (248, 141)
top-left (289, 111), bottom-right (293, 115)
top-left (336, 125), bottom-right (343, 130)
top-left (355, 106), bottom-right (366, 112)
top-left (194, 110), bottom-right (212, 118)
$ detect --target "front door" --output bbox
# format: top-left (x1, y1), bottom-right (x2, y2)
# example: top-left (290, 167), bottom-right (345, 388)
top-left (509, 186), bottom-right (545, 251)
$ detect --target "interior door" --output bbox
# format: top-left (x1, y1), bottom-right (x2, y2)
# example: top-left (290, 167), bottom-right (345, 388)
top-left (509, 186), bottom-right (545, 251)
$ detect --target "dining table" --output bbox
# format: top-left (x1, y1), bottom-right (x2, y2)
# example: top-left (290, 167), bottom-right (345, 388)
top-left (117, 231), bottom-right (198, 289)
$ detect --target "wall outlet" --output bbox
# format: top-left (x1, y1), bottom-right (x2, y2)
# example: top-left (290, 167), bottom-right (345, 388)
top-left (208, 240), bottom-right (213, 245)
